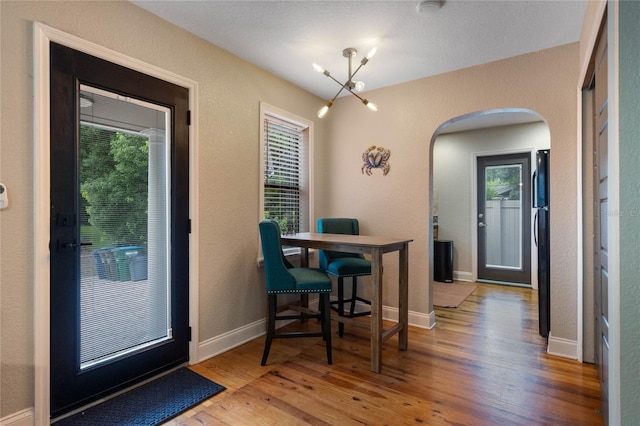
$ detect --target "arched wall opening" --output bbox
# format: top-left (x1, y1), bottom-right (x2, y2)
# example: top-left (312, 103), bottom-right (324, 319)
top-left (429, 108), bottom-right (549, 295)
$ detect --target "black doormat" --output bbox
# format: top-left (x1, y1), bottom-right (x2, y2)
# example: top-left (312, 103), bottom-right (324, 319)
top-left (55, 368), bottom-right (225, 425)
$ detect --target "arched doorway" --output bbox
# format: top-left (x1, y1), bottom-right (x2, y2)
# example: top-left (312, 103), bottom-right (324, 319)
top-left (430, 108), bottom-right (549, 297)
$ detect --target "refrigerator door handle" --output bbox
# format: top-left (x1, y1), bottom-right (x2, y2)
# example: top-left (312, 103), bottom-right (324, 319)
top-left (532, 170), bottom-right (537, 207)
top-left (534, 209), bottom-right (539, 247)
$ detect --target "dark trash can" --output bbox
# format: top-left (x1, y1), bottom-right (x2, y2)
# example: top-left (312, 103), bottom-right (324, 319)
top-left (434, 240), bottom-right (454, 283)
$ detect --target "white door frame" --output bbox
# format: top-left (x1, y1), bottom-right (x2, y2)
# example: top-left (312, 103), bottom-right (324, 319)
top-left (33, 23), bottom-right (200, 424)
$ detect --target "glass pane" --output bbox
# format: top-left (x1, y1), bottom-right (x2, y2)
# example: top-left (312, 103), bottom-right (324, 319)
top-left (484, 164), bottom-right (523, 270)
top-left (78, 86), bottom-right (171, 369)
top-left (263, 119), bottom-right (301, 234)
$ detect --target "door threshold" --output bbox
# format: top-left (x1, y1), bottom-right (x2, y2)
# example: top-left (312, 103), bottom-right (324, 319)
top-left (476, 279), bottom-right (532, 288)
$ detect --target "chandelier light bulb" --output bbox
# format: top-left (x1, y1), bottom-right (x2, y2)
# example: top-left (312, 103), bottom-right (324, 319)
top-left (354, 81), bottom-right (365, 92)
top-left (318, 101), bottom-right (333, 118)
top-left (312, 63), bottom-right (324, 73)
top-left (366, 47), bottom-right (378, 59)
top-left (363, 100), bottom-right (378, 112)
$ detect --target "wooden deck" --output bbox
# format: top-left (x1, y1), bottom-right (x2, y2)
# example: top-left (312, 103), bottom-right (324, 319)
top-left (167, 284), bottom-right (602, 425)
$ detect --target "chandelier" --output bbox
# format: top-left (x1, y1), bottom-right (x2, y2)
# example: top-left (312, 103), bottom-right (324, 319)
top-left (313, 47), bottom-right (378, 118)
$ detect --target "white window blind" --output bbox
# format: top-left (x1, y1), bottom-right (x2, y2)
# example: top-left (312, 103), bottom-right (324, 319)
top-left (263, 117), bottom-right (303, 235)
top-left (78, 86), bottom-right (171, 369)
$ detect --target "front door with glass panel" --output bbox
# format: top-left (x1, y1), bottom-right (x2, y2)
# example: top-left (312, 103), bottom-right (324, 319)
top-left (50, 43), bottom-right (190, 418)
top-left (477, 153), bottom-right (531, 285)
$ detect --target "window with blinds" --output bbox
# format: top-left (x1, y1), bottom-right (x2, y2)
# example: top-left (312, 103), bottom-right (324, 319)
top-left (263, 117), bottom-right (303, 235)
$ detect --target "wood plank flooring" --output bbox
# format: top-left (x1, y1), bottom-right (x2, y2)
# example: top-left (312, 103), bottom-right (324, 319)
top-left (166, 284), bottom-right (602, 425)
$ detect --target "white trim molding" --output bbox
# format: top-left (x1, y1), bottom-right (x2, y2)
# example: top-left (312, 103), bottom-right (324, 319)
top-left (0, 409), bottom-right (34, 426)
top-left (383, 305), bottom-right (436, 330)
top-left (198, 302), bottom-right (437, 363)
top-left (453, 270), bottom-right (473, 282)
top-left (33, 22), bottom-right (199, 424)
top-left (198, 319), bottom-right (267, 362)
top-left (546, 333), bottom-right (578, 360)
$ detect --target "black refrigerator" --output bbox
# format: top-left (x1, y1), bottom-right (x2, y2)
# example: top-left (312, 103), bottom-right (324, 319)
top-left (533, 149), bottom-right (550, 338)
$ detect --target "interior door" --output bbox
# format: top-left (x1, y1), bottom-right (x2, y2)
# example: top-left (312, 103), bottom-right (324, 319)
top-left (49, 43), bottom-right (190, 418)
top-left (477, 153), bottom-right (531, 285)
top-left (593, 17), bottom-right (609, 424)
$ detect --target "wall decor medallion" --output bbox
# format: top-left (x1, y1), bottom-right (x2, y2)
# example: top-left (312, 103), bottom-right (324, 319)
top-left (362, 145), bottom-right (391, 176)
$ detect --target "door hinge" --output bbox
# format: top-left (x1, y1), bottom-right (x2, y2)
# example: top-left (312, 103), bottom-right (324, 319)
top-left (188, 219), bottom-right (192, 234)
top-left (188, 326), bottom-right (192, 342)
top-left (187, 110), bottom-right (191, 126)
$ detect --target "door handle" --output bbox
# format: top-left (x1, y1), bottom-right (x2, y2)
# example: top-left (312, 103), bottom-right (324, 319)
top-left (61, 241), bottom-right (93, 249)
top-left (478, 222), bottom-right (487, 228)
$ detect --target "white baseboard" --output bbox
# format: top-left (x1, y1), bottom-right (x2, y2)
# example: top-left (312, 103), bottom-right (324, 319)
top-left (198, 301), bottom-right (436, 363)
top-left (546, 333), bottom-right (578, 359)
top-left (197, 318), bottom-right (266, 363)
top-left (196, 307), bottom-right (310, 363)
top-left (454, 271), bottom-right (473, 282)
top-left (381, 305), bottom-right (435, 329)
top-left (0, 408), bottom-right (34, 426)
top-left (426, 311), bottom-right (437, 329)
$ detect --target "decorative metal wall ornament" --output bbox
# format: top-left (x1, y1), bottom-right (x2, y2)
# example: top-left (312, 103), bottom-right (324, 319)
top-left (362, 145), bottom-right (391, 176)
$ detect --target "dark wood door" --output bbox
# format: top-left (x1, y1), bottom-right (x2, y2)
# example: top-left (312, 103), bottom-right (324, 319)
top-left (49, 43), bottom-right (190, 418)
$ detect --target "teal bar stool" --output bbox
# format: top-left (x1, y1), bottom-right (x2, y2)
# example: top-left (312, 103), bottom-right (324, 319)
top-left (259, 220), bottom-right (333, 365)
top-left (317, 218), bottom-right (372, 337)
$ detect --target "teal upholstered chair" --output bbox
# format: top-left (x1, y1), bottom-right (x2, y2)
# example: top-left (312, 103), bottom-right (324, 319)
top-left (317, 218), bottom-right (372, 337)
top-left (259, 220), bottom-right (333, 366)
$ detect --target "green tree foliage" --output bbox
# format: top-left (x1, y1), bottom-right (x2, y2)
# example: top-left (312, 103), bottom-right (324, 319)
top-left (80, 126), bottom-right (148, 246)
top-left (485, 165), bottom-right (521, 200)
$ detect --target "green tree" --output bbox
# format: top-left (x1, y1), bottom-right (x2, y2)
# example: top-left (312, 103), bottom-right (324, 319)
top-left (485, 165), bottom-right (521, 200)
top-left (80, 127), bottom-right (149, 246)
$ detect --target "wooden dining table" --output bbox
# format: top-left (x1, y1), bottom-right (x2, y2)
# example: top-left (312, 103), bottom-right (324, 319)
top-left (280, 232), bottom-right (413, 373)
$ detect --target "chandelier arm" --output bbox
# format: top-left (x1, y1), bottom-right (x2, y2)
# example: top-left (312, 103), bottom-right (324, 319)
top-left (345, 87), bottom-right (365, 102)
top-left (329, 85), bottom-right (346, 103)
top-left (349, 63), bottom-right (366, 81)
top-left (325, 69), bottom-right (365, 90)
top-left (326, 73), bottom-right (348, 89)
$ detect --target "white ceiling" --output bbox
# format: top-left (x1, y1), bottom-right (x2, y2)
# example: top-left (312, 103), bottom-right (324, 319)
top-left (130, 0), bottom-right (587, 128)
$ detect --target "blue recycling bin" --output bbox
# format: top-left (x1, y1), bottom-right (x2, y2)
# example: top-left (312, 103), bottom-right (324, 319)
top-left (92, 249), bottom-right (106, 279)
top-left (93, 247), bottom-right (116, 280)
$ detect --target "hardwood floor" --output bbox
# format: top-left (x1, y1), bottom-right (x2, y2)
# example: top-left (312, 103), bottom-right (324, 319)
top-left (167, 284), bottom-right (602, 425)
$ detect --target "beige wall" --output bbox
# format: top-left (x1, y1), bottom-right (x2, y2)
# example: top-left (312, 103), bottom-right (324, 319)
top-left (0, 0), bottom-right (585, 419)
top-left (321, 42), bottom-right (580, 343)
top-left (0, 0), bottom-right (327, 417)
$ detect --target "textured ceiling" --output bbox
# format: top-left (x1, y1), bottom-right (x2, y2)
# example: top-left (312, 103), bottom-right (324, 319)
top-left (131, 0), bottom-right (587, 101)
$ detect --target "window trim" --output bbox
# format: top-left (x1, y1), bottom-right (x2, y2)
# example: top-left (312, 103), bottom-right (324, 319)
top-left (258, 102), bottom-right (314, 262)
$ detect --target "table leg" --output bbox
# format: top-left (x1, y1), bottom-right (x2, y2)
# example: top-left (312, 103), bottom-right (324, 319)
top-left (398, 243), bottom-right (409, 350)
top-left (370, 247), bottom-right (383, 373)
top-left (300, 247), bottom-right (309, 315)
top-left (300, 247), bottom-right (309, 267)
